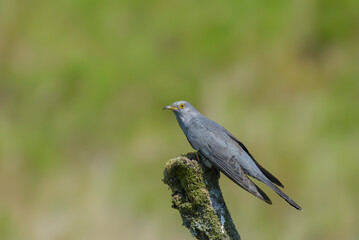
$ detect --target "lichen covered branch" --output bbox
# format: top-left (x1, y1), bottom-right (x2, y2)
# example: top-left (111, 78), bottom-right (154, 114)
top-left (163, 152), bottom-right (241, 240)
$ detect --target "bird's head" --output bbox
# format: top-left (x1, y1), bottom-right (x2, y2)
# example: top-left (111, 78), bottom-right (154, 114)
top-left (163, 101), bottom-right (199, 118)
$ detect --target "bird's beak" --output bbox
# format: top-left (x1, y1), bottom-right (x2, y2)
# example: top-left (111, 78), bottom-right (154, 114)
top-left (163, 105), bottom-right (178, 110)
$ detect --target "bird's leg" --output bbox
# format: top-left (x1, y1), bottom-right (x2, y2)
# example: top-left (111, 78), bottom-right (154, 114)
top-left (197, 151), bottom-right (213, 168)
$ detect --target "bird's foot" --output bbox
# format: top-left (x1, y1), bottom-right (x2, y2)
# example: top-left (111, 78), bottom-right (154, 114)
top-left (196, 152), bottom-right (201, 162)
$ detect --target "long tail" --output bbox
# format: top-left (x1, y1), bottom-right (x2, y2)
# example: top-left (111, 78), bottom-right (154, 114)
top-left (263, 179), bottom-right (302, 211)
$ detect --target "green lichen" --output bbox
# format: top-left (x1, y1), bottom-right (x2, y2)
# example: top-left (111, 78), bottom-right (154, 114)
top-left (163, 152), bottom-right (240, 240)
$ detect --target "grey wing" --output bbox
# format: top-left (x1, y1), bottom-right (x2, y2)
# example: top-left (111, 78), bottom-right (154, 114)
top-left (213, 155), bottom-right (272, 204)
top-left (186, 119), bottom-right (272, 204)
top-left (225, 132), bottom-right (284, 188)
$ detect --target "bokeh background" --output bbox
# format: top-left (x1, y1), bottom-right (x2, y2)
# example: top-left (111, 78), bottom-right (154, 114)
top-left (1, 0), bottom-right (358, 239)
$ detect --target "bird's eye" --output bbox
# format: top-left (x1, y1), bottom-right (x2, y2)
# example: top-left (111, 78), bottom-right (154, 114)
top-left (179, 103), bottom-right (185, 109)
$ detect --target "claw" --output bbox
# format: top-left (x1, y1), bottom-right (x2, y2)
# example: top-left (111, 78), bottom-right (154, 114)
top-left (196, 152), bottom-right (200, 162)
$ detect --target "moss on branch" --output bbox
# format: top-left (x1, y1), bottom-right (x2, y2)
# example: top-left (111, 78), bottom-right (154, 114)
top-left (163, 152), bottom-right (240, 240)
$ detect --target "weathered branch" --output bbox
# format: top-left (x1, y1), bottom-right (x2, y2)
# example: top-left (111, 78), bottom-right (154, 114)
top-left (163, 152), bottom-right (241, 240)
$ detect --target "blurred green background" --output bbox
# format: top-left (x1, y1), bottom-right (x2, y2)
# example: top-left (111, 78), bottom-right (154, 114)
top-left (0, 0), bottom-right (358, 239)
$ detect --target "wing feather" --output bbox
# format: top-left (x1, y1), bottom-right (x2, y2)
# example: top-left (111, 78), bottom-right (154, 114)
top-left (226, 133), bottom-right (284, 188)
top-left (208, 154), bottom-right (272, 204)
top-left (187, 118), bottom-right (271, 204)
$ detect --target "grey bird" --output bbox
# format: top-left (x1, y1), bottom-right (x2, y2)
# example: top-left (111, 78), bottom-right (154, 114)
top-left (164, 100), bottom-right (302, 210)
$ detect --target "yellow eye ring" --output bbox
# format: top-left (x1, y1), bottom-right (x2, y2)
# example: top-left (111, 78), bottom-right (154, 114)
top-left (179, 103), bottom-right (185, 109)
